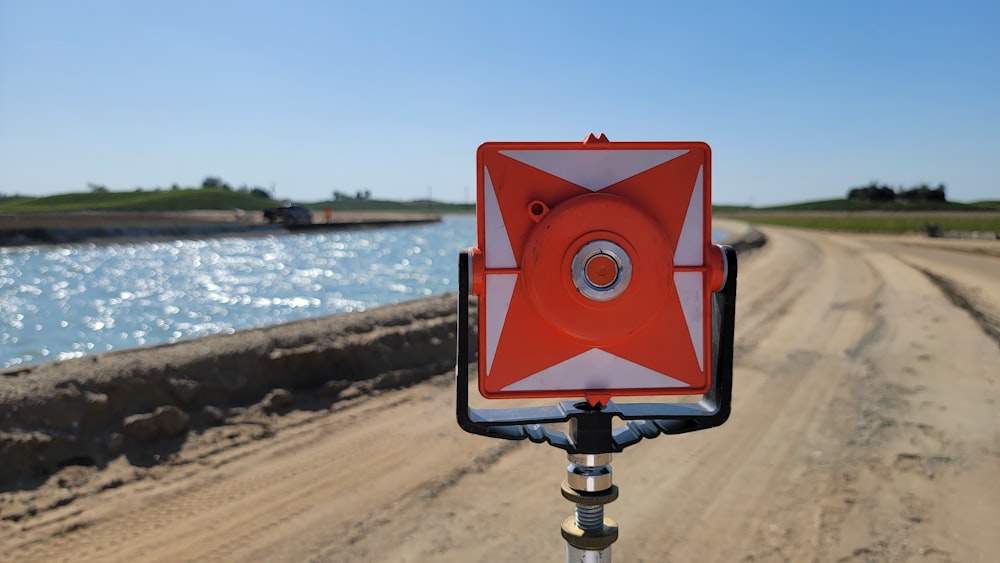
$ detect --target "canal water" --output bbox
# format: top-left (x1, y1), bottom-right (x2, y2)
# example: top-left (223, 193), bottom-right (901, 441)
top-left (1, 215), bottom-right (726, 369)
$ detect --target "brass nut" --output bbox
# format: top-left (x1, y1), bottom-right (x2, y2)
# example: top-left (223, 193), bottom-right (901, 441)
top-left (560, 515), bottom-right (619, 550)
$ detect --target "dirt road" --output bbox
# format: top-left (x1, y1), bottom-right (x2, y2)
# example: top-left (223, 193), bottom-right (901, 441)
top-left (3, 227), bottom-right (999, 562)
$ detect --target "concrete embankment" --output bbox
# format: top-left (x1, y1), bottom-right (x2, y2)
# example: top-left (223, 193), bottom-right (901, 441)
top-left (0, 221), bottom-right (764, 486)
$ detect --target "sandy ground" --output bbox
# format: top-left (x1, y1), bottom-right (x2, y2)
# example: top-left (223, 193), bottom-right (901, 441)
top-left (2, 227), bottom-right (999, 562)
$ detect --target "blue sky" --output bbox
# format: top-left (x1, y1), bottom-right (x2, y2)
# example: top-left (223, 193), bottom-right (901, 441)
top-left (1, 1), bottom-right (997, 206)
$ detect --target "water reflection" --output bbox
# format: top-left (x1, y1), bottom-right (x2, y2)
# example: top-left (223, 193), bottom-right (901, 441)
top-left (1, 215), bottom-right (475, 368)
top-left (2, 218), bottom-right (726, 369)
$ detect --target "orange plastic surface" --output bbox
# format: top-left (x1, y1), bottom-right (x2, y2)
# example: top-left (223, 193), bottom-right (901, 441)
top-left (474, 137), bottom-right (716, 400)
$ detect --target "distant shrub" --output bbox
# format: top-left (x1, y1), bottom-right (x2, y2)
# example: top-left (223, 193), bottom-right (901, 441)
top-left (848, 181), bottom-right (947, 203)
top-left (201, 176), bottom-right (232, 190)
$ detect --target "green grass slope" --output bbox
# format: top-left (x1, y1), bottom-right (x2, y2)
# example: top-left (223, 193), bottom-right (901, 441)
top-left (755, 199), bottom-right (977, 212)
top-left (714, 198), bottom-right (1000, 233)
top-left (0, 188), bottom-right (278, 212)
top-left (727, 214), bottom-right (1000, 233)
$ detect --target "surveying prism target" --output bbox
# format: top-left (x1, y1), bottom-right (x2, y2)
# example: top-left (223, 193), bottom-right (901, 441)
top-left (471, 136), bottom-right (721, 401)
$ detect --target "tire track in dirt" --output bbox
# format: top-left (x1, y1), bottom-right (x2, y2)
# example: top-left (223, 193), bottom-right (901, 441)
top-left (625, 228), bottom-right (885, 562)
top-left (909, 264), bottom-right (1000, 348)
top-left (6, 396), bottom-right (412, 556)
top-left (730, 228), bottom-right (823, 357)
top-left (794, 235), bottom-right (1000, 562)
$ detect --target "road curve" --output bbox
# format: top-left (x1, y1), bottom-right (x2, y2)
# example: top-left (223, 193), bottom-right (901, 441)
top-left (2, 227), bottom-right (999, 562)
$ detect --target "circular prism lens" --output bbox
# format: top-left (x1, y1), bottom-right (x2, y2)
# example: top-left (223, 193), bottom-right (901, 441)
top-left (571, 240), bottom-right (632, 301)
top-left (585, 253), bottom-right (619, 288)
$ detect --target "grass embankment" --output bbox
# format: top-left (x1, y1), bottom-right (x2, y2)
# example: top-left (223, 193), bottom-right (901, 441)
top-left (721, 214), bottom-right (1000, 233)
top-left (716, 199), bottom-right (1000, 234)
top-left (0, 189), bottom-right (475, 215)
top-left (0, 188), bottom-right (280, 212)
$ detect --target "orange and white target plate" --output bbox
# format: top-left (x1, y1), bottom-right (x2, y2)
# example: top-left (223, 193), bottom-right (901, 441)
top-left (470, 135), bottom-right (725, 402)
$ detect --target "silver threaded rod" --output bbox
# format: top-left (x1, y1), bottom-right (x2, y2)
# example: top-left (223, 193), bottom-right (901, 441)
top-left (575, 502), bottom-right (604, 530)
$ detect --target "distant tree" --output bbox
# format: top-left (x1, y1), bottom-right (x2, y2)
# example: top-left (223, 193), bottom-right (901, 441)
top-left (847, 181), bottom-right (894, 202)
top-left (849, 181), bottom-right (947, 203)
top-left (87, 182), bottom-right (108, 193)
top-left (898, 183), bottom-right (947, 202)
top-left (250, 187), bottom-right (271, 199)
top-left (202, 176), bottom-right (232, 190)
top-left (934, 183), bottom-right (947, 201)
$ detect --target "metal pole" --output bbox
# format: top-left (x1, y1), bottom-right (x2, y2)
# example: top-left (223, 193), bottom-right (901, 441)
top-left (561, 453), bottom-right (618, 562)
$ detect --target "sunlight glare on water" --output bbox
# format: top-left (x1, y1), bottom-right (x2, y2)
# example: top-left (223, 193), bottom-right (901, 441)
top-left (1, 216), bottom-right (727, 369)
top-left (1, 216), bottom-right (475, 369)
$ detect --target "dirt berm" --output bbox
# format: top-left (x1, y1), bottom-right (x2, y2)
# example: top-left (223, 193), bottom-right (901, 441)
top-left (0, 294), bottom-right (475, 485)
top-left (0, 225), bottom-right (764, 486)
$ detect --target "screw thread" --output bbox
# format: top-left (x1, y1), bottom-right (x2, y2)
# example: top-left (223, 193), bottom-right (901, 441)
top-left (575, 503), bottom-right (604, 530)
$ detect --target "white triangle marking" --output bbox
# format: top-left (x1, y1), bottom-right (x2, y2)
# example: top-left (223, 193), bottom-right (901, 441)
top-left (674, 165), bottom-right (704, 266)
top-left (485, 274), bottom-right (518, 376)
top-left (501, 348), bottom-right (689, 391)
top-left (499, 149), bottom-right (689, 191)
top-left (483, 167), bottom-right (516, 268)
top-left (674, 272), bottom-right (704, 371)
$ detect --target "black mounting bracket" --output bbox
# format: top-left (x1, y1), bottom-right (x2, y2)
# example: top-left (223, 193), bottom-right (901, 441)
top-left (455, 246), bottom-right (738, 454)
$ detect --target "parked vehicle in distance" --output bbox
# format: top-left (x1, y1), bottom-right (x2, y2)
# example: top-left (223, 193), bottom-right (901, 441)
top-left (263, 203), bottom-right (313, 225)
